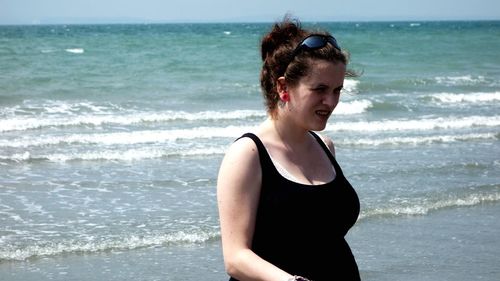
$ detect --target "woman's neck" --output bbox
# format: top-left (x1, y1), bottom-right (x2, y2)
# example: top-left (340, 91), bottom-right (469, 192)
top-left (262, 117), bottom-right (311, 152)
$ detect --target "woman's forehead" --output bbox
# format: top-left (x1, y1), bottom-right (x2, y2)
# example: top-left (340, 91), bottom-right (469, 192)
top-left (302, 60), bottom-right (346, 83)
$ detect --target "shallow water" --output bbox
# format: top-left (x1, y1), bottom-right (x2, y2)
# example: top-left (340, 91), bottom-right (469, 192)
top-left (1, 21), bottom-right (499, 280)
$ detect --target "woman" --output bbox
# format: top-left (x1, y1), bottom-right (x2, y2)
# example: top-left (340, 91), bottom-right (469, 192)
top-left (217, 17), bottom-right (361, 281)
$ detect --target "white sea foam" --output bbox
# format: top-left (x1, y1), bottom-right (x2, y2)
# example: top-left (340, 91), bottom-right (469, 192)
top-left (339, 133), bottom-right (498, 147)
top-left (0, 146), bottom-right (230, 162)
top-left (0, 125), bottom-right (256, 148)
top-left (0, 230), bottom-right (219, 261)
top-left (40, 49), bottom-right (56, 53)
top-left (0, 151), bottom-right (31, 161)
top-left (334, 99), bottom-right (372, 115)
top-left (0, 126), bottom-right (498, 150)
top-left (431, 92), bottom-right (500, 103)
top-left (2, 118), bottom-right (497, 150)
top-left (65, 48), bottom-right (84, 54)
top-left (1, 115), bottom-right (498, 152)
top-left (327, 115), bottom-right (500, 132)
top-left (44, 146), bottom-right (228, 161)
top-left (343, 79), bottom-right (359, 95)
top-left (0, 132), bottom-right (495, 162)
top-left (434, 75), bottom-right (486, 86)
top-left (0, 110), bottom-right (264, 132)
top-left (360, 190), bottom-right (500, 219)
top-left (1, 99), bottom-right (371, 132)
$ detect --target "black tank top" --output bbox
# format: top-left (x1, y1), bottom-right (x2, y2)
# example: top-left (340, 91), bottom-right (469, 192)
top-left (229, 132), bottom-right (361, 281)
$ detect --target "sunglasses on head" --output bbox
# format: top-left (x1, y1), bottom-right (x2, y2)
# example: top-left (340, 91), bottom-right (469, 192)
top-left (292, 34), bottom-right (341, 57)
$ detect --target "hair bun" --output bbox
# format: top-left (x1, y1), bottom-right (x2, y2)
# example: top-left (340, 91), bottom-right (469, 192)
top-left (260, 16), bottom-right (303, 61)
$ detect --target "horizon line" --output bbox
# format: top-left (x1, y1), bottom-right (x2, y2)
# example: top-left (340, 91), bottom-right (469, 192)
top-left (1, 17), bottom-right (499, 26)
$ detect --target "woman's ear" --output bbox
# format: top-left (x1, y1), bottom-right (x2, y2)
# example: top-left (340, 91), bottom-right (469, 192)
top-left (276, 76), bottom-right (288, 99)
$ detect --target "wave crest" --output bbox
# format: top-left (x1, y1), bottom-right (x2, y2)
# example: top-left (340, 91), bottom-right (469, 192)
top-left (360, 187), bottom-right (500, 220)
top-left (0, 230), bottom-right (219, 261)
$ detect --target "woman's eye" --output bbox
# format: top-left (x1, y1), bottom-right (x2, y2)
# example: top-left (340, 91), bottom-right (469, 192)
top-left (313, 87), bottom-right (327, 93)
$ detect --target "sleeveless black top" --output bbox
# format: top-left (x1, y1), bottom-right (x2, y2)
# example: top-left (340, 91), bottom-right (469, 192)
top-left (228, 132), bottom-right (361, 281)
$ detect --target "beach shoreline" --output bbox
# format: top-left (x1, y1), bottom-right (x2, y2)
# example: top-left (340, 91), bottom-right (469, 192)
top-left (2, 202), bottom-right (499, 281)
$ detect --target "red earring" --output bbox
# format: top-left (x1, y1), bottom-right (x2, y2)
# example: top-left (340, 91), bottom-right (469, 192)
top-left (281, 92), bottom-right (290, 102)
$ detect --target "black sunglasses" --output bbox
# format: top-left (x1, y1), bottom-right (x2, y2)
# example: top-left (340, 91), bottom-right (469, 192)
top-left (292, 34), bottom-right (341, 57)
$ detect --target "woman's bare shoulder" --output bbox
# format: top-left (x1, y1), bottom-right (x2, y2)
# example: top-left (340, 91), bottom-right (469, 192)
top-left (224, 135), bottom-right (259, 161)
top-left (316, 133), bottom-right (336, 157)
top-left (218, 135), bottom-right (261, 184)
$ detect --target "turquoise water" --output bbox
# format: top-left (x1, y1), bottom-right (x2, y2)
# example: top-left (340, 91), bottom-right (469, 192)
top-left (1, 21), bottom-right (499, 280)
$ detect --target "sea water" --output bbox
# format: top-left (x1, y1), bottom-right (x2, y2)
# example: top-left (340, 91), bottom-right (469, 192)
top-left (1, 21), bottom-right (499, 280)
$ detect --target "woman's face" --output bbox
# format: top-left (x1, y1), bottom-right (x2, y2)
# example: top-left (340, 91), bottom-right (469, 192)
top-left (287, 59), bottom-right (346, 131)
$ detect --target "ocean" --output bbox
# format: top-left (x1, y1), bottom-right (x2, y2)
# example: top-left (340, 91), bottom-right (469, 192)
top-left (0, 21), bottom-right (499, 281)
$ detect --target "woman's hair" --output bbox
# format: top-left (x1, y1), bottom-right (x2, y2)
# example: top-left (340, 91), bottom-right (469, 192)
top-left (260, 16), bottom-right (353, 116)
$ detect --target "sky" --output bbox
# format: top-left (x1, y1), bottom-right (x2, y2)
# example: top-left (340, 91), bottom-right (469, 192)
top-left (1, 0), bottom-right (499, 25)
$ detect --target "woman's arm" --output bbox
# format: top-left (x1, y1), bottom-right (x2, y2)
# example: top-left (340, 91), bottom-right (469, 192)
top-left (217, 137), bottom-right (293, 281)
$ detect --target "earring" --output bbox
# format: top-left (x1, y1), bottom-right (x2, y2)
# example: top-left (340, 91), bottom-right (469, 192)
top-left (281, 92), bottom-right (290, 102)
top-left (278, 92), bottom-right (289, 109)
